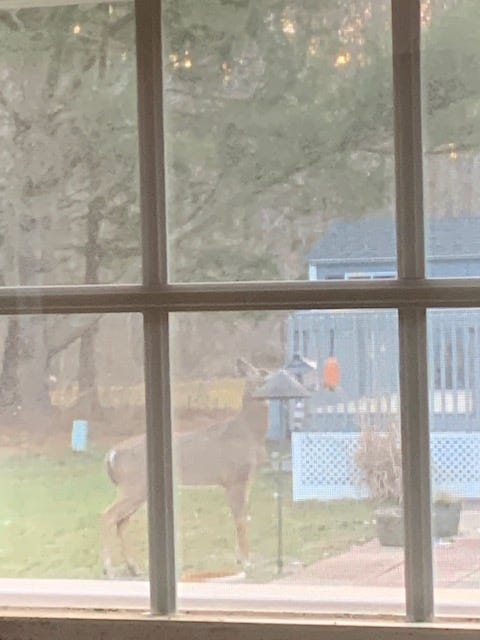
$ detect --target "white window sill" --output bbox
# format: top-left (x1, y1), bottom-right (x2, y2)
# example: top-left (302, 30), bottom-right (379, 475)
top-left (0, 579), bottom-right (478, 619)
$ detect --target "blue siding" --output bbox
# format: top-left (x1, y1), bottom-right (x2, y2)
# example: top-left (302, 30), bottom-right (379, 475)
top-left (310, 257), bottom-right (480, 281)
top-left (428, 259), bottom-right (480, 278)
top-left (285, 309), bottom-right (480, 433)
top-left (277, 222), bottom-right (480, 436)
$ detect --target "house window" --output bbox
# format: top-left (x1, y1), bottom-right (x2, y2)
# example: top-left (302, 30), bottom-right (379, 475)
top-left (322, 272), bottom-right (397, 281)
top-left (2, 0), bottom-right (480, 638)
top-left (344, 271), bottom-right (397, 280)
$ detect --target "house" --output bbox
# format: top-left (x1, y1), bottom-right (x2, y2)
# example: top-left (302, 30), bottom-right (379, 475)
top-left (287, 214), bottom-right (480, 433)
top-left (307, 214), bottom-right (480, 281)
top-left (280, 214), bottom-right (480, 501)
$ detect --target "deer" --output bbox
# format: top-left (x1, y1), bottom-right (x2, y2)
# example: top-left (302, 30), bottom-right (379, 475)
top-left (102, 358), bottom-right (269, 577)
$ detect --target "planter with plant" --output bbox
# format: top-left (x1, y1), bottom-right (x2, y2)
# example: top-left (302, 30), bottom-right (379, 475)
top-left (354, 422), bottom-right (462, 546)
top-left (432, 491), bottom-right (462, 538)
top-left (354, 421), bottom-right (404, 546)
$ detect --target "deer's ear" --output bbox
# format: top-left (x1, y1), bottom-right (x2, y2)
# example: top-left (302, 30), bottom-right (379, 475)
top-left (236, 357), bottom-right (258, 378)
top-left (236, 358), bottom-right (269, 381)
top-left (236, 357), bottom-right (251, 376)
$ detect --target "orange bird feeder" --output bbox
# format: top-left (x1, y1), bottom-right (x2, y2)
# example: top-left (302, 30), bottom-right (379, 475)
top-left (322, 329), bottom-right (340, 391)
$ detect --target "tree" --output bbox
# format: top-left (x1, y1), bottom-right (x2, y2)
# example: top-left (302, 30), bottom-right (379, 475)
top-left (163, 0), bottom-right (394, 281)
top-left (0, 5), bottom-right (139, 419)
top-left (422, 0), bottom-right (480, 218)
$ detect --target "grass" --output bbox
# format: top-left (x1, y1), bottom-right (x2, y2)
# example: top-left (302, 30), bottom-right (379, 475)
top-left (0, 449), bottom-right (375, 581)
top-left (0, 450), bottom-right (113, 578)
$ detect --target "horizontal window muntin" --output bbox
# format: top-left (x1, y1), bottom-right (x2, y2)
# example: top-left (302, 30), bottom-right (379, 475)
top-left (1, 280), bottom-right (480, 314)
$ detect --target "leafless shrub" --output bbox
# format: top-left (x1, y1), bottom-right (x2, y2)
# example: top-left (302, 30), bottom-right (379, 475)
top-left (354, 421), bottom-right (402, 506)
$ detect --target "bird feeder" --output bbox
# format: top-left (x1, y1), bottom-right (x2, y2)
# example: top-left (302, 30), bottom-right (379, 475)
top-left (253, 369), bottom-right (310, 575)
top-left (322, 328), bottom-right (340, 391)
top-left (285, 352), bottom-right (317, 383)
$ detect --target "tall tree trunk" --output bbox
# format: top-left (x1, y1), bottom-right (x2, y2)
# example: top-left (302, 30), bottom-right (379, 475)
top-left (15, 317), bottom-right (54, 429)
top-left (76, 195), bottom-right (103, 418)
top-left (75, 11), bottom-right (111, 419)
top-left (77, 324), bottom-right (102, 417)
top-left (0, 317), bottom-right (20, 413)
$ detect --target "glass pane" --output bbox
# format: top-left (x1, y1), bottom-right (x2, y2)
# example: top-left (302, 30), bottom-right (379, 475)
top-left (427, 309), bottom-right (480, 617)
top-left (422, 1), bottom-right (480, 278)
top-left (0, 2), bottom-right (141, 285)
top-left (0, 314), bottom-right (148, 607)
top-left (171, 310), bottom-right (404, 615)
top-left (164, 1), bottom-right (395, 283)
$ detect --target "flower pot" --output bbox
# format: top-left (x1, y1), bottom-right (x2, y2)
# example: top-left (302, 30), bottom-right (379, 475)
top-left (375, 501), bottom-right (462, 547)
top-left (375, 508), bottom-right (404, 547)
top-left (433, 501), bottom-right (461, 538)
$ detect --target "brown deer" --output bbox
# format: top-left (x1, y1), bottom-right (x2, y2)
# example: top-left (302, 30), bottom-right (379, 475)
top-left (102, 358), bottom-right (269, 577)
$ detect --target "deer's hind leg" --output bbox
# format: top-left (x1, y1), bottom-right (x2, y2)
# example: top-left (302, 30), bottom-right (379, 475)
top-left (102, 492), bottom-right (146, 577)
top-left (225, 479), bottom-right (252, 568)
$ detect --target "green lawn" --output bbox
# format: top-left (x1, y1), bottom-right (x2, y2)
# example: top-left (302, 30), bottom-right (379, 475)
top-left (0, 450), bottom-right (375, 581)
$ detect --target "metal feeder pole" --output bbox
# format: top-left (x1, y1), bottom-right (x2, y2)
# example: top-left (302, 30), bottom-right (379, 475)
top-left (253, 369), bottom-right (311, 579)
top-left (276, 449), bottom-right (284, 576)
top-left (270, 448), bottom-right (284, 576)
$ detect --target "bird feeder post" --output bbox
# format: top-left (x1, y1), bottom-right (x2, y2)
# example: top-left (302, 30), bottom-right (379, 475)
top-left (270, 450), bottom-right (284, 575)
top-left (253, 370), bottom-right (311, 576)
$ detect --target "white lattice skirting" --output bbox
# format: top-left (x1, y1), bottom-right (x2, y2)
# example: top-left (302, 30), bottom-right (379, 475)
top-left (291, 432), bottom-right (480, 501)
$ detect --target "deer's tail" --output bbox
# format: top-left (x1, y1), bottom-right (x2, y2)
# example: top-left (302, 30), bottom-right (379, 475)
top-left (105, 449), bottom-right (120, 486)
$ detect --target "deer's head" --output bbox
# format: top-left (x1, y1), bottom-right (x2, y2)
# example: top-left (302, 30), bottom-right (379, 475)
top-left (236, 358), bottom-right (268, 392)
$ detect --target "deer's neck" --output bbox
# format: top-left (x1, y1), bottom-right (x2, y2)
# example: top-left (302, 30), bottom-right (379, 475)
top-left (236, 397), bottom-right (268, 442)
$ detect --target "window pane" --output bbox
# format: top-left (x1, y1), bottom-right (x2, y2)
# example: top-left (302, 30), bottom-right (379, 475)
top-left (427, 309), bottom-right (480, 617)
top-left (422, 1), bottom-right (480, 278)
top-left (0, 2), bottom-right (141, 285)
top-left (171, 310), bottom-right (404, 615)
top-left (0, 314), bottom-right (148, 607)
top-left (164, 1), bottom-right (395, 283)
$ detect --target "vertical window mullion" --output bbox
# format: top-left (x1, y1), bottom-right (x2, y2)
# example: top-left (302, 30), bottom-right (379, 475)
top-left (135, 0), bottom-right (176, 615)
top-left (398, 308), bottom-right (432, 621)
top-left (392, 0), bottom-right (433, 622)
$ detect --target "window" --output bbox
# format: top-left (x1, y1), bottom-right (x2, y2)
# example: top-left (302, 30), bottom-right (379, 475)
top-left (344, 272), bottom-right (397, 280)
top-left (1, 0), bottom-right (480, 639)
top-left (322, 272), bottom-right (397, 280)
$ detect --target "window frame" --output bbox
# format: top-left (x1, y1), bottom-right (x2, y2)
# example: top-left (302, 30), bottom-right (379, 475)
top-left (2, 0), bottom-right (480, 637)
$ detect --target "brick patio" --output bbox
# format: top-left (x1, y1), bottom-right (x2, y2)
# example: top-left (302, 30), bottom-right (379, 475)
top-left (276, 507), bottom-right (480, 589)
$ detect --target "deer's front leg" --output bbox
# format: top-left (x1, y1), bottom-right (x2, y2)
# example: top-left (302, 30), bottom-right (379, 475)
top-left (118, 516), bottom-right (142, 576)
top-left (225, 480), bottom-right (251, 568)
top-left (102, 493), bottom-right (145, 577)
top-left (102, 508), bottom-right (118, 578)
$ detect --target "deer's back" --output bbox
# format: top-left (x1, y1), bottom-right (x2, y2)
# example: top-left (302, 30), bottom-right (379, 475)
top-left (177, 418), bottom-right (264, 486)
top-left (107, 412), bottom-right (266, 491)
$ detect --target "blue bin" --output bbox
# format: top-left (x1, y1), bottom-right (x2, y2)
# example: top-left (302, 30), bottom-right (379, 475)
top-left (71, 419), bottom-right (88, 452)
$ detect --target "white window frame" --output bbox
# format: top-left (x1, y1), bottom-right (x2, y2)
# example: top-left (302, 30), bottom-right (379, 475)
top-left (2, 0), bottom-right (480, 638)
